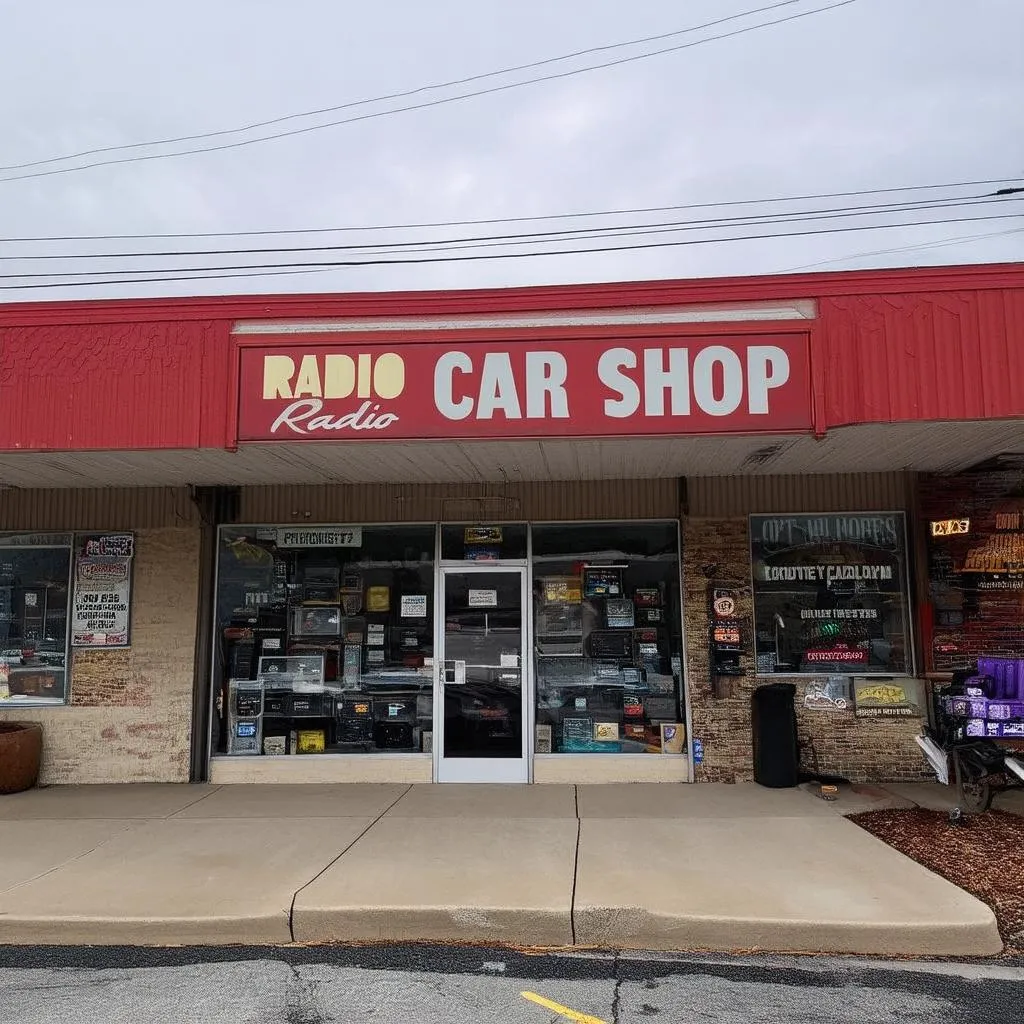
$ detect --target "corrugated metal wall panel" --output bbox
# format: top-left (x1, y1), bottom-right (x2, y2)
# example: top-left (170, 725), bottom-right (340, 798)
top-left (238, 478), bottom-right (681, 524)
top-left (0, 487), bottom-right (198, 531)
top-left (819, 290), bottom-right (1024, 427)
top-left (0, 320), bottom-right (232, 453)
top-left (687, 472), bottom-right (914, 517)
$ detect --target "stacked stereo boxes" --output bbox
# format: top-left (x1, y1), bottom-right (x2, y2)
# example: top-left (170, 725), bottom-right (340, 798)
top-left (945, 657), bottom-right (1024, 738)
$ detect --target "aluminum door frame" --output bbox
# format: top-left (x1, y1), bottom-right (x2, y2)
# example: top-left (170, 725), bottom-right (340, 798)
top-left (434, 564), bottom-right (531, 783)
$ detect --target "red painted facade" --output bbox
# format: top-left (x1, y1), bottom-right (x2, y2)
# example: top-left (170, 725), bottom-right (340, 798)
top-left (1, 263), bottom-right (1021, 453)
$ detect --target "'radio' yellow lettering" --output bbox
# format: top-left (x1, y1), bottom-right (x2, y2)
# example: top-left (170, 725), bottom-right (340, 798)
top-left (262, 353), bottom-right (406, 402)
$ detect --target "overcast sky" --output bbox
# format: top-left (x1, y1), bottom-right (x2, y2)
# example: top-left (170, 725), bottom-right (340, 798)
top-left (1, 0), bottom-right (1022, 302)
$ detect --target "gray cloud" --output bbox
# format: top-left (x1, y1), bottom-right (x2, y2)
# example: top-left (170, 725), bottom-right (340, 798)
top-left (1, 0), bottom-right (1021, 302)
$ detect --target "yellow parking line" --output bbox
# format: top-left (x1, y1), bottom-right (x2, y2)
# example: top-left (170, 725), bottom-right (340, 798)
top-left (520, 990), bottom-right (609, 1024)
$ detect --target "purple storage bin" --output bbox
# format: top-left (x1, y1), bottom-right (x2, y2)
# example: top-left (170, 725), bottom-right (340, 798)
top-left (985, 721), bottom-right (1024, 738)
top-left (974, 659), bottom-right (1024, 700)
top-left (946, 696), bottom-right (989, 718)
top-left (991, 659), bottom-right (1007, 700)
top-left (986, 700), bottom-right (1024, 721)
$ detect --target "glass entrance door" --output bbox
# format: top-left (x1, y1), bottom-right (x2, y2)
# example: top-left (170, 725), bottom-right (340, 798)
top-left (436, 567), bottom-right (529, 783)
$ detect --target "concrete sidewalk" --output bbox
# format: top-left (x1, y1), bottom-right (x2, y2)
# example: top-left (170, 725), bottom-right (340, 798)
top-left (0, 782), bottom-right (1006, 956)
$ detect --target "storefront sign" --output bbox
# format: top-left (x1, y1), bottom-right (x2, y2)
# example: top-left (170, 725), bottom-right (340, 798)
top-left (467, 589), bottom-right (498, 608)
top-left (71, 533), bottom-right (134, 647)
top-left (749, 513), bottom-right (911, 675)
top-left (236, 334), bottom-right (812, 441)
top-left (275, 527), bottom-right (362, 548)
top-left (930, 518), bottom-right (970, 537)
top-left (465, 526), bottom-right (503, 544)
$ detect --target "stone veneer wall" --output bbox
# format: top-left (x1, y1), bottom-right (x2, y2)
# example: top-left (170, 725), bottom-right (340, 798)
top-left (0, 527), bottom-right (200, 784)
top-left (683, 518), bottom-right (930, 784)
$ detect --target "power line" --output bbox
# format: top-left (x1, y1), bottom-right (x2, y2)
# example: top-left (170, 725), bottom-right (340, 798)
top-left (780, 226), bottom-right (1024, 272)
top-left (0, 0), bottom-right (860, 184)
top-left (2, 194), bottom-right (1008, 262)
top-left (2, 195), bottom-right (1010, 267)
top-left (302, 198), bottom-right (1016, 258)
top-left (0, 0), bottom-right (810, 173)
top-left (4, 210), bottom-right (1021, 290)
top-left (3, 176), bottom-right (1015, 245)
top-left (4, 177), bottom-right (1013, 246)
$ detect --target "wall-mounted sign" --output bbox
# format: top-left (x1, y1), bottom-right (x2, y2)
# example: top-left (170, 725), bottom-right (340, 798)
top-left (960, 507), bottom-right (1024, 587)
top-left (275, 527), bottom-right (362, 548)
top-left (712, 623), bottom-right (741, 646)
top-left (71, 533), bottom-right (135, 648)
top-left (236, 334), bottom-right (813, 442)
top-left (995, 511), bottom-right (1023, 531)
top-left (803, 676), bottom-right (851, 711)
top-left (853, 679), bottom-right (922, 718)
top-left (930, 518), bottom-right (970, 537)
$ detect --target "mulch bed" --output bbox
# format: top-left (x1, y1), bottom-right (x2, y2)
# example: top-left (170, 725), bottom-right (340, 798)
top-left (851, 808), bottom-right (1024, 952)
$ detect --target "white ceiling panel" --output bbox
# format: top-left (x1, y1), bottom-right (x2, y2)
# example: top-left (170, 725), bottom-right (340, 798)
top-left (0, 420), bottom-right (1020, 489)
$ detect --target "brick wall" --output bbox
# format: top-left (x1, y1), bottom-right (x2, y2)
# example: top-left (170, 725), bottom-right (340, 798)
top-left (683, 518), bottom-right (929, 784)
top-left (919, 471), bottom-right (1024, 673)
top-left (0, 527), bottom-right (200, 784)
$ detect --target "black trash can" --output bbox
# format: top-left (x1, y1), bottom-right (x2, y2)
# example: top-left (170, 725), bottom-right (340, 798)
top-left (751, 682), bottom-right (799, 788)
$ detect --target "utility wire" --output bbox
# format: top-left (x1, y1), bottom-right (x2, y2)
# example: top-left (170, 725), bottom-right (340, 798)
top-left (2, 193), bottom-right (1013, 263)
top-left (4, 210), bottom-right (1021, 290)
top-left (2, 176), bottom-right (1015, 245)
top-left (780, 226), bottom-right (1024, 272)
top-left (0, 0), bottom-right (810, 173)
top-left (2, 196), bottom-right (1011, 269)
top-left (291, 198), bottom-right (1014, 259)
top-left (0, 0), bottom-right (859, 184)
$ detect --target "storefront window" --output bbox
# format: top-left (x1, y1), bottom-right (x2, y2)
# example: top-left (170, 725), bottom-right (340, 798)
top-left (213, 524), bottom-right (435, 756)
top-left (750, 513), bottom-right (912, 675)
top-left (0, 533), bottom-right (73, 706)
top-left (531, 522), bottom-right (685, 754)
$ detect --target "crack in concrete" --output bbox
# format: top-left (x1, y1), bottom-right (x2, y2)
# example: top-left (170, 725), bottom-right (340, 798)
top-left (165, 784), bottom-right (224, 817)
top-left (285, 784), bottom-right (413, 943)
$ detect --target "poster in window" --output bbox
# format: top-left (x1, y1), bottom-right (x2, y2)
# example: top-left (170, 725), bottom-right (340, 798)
top-left (71, 533), bottom-right (134, 648)
top-left (400, 594), bottom-right (428, 618)
top-left (583, 566), bottom-right (622, 597)
top-left (749, 514), bottom-right (910, 675)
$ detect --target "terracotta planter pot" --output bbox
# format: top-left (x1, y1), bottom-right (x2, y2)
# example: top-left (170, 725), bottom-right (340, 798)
top-left (0, 722), bottom-right (43, 795)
